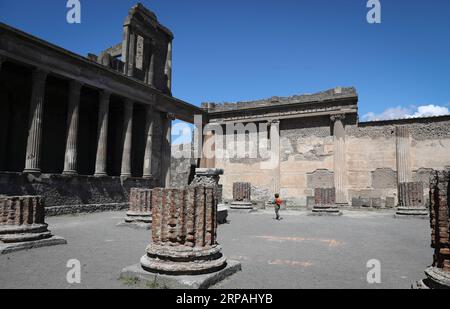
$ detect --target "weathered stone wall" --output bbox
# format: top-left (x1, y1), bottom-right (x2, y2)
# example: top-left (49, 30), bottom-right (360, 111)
top-left (170, 143), bottom-right (195, 187)
top-left (216, 116), bottom-right (450, 208)
top-left (0, 172), bottom-right (154, 212)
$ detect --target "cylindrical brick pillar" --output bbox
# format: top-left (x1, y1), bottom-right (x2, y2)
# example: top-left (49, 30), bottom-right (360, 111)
top-left (24, 69), bottom-right (48, 173)
top-left (140, 186), bottom-right (227, 275)
top-left (94, 90), bottom-right (110, 176)
top-left (121, 188), bottom-right (152, 227)
top-left (416, 170), bottom-right (450, 288)
top-left (63, 81), bottom-right (83, 175)
top-left (232, 182), bottom-right (252, 203)
top-left (0, 196), bottom-right (49, 243)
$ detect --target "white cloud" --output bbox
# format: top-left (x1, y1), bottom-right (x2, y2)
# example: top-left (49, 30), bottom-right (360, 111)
top-left (362, 104), bottom-right (450, 122)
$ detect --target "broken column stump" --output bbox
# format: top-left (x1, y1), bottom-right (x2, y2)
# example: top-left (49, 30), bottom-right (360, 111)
top-left (395, 182), bottom-right (429, 219)
top-left (190, 168), bottom-right (228, 224)
top-left (0, 195), bottom-right (66, 254)
top-left (120, 186), bottom-right (241, 289)
top-left (415, 171), bottom-right (450, 289)
top-left (118, 188), bottom-right (152, 229)
top-left (230, 182), bottom-right (253, 212)
top-left (309, 188), bottom-right (342, 216)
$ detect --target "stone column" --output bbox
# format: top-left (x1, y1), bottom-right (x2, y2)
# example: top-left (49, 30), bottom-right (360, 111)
top-left (127, 32), bottom-right (136, 78)
top-left (143, 106), bottom-right (154, 179)
top-left (200, 130), bottom-right (215, 169)
top-left (63, 81), bottom-right (83, 175)
top-left (270, 120), bottom-right (281, 195)
top-left (164, 41), bottom-right (173, 93)
top-left (121, 100), bottom-right (134, 178)
top-left (162, 113), bottom-right (174, 187)
top-left (94, 90), bottom-right (111, 177)
top-left (331, 114), bottom-right (348, 206)
top-left (0, 57), bottom-right (8, 171)
top-left (24, 69), bottom-right (48, 173)
top-left (146, 42), bottom-right (155, 87)
top-left (396, 126), bottom-right (413, 184)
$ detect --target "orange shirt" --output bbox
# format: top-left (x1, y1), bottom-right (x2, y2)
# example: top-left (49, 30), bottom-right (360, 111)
top-left (275, 198), bottom-right (282, 206)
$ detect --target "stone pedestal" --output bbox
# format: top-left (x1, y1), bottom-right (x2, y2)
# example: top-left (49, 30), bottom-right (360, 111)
top-left (415, 171), bottom-right (450, 289)
top-left (309, 188), bottom-right (342, 216)
top-left (120, 186), bottom-right (240, 288)
top-left (395, 182), bottom-right (428, 219)
top-left (230, 182), bottom-right (253, 211)
top-left (0, 196), bottom-right (66, 254)
top-left (118, 188), bottom-right (152, 229)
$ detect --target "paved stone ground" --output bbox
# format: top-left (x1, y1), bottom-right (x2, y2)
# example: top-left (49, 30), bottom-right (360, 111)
top-left (0, 209), bottom-right (430, 289)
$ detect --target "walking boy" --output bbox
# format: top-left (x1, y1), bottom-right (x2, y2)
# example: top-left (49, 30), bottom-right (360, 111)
top-left (274, 193), bottom-right (282, 220)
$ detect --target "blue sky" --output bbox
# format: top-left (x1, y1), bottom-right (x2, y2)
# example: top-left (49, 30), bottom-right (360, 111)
top-left (1, 0), bottom-right (449, 125)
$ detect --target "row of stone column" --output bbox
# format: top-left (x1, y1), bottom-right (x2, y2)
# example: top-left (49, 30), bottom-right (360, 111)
top-left (0, 59), bottom-right (169, 178)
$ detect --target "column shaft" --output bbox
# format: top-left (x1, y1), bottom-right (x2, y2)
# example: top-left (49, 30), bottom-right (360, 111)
top-left (24, 69), bottom-right (48, 173)
top-left (164, 41), bottom-right (173, 93)
top-left (63, 81), bottom-right (82, 175)
top-left (143, 106), bottom-right (154, 179)
top-left (270, 120), bottom-right (281, 194)
top-left (162, 114), bottom-right (174, 187)
top-left (121, 100), bottom-right (134, 177)
top-left (94, 91), bottom-right (110, 176)
top-left (396, 126), bottom-right (412, 184)
top-left (332, 115), bottom-right (348, 205)
top-left (127, 32), bottom-right (136, 77)
top-left (147, 45), bottom-right (155, 86)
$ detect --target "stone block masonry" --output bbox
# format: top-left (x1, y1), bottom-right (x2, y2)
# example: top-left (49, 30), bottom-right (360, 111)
top-left (0, 195), bottom-right (66, 254)
top-left (415, 170), bottom-right (450, 288)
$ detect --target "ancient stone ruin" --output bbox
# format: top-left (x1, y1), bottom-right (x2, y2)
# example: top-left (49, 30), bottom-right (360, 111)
top-left (190, 168), bottom-right (228, 224)
top-left (230, 182), bottom-right (253, 211)
top-left (119, 188), bottom-right (152, 229)
top-left (395, 182), bottom-right (429, 218)
top-left (310, 188), bottom-right (342, 216)
top-left (415, 170), bottom-right (450, 289)
top-left (121, 186), bottom-right (241, 288)
top-left (0, 196), bottom-right (66, 254)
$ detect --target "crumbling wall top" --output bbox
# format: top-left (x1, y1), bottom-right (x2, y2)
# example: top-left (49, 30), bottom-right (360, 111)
top-left (202, 87), bottom-right (358, 113)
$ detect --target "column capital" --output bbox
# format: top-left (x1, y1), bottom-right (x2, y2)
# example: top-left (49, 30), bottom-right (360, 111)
top-left (32, 68), bottom-right (49, 82)
top-left (69, 80), bottom-right (84, 91)
top-left (99, 90), bottom-right (111, 101)
top-left (166, 113), bottom-right (176, 121)
top-left (330, 113), bottom-right (346, 122)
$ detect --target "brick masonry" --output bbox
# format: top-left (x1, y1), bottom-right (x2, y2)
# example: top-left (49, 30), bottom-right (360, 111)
top-left (429, 171), bottom-right (450, 272)
top-left (139, 186), bottom-right (227, 275)
top-left (232, 182), bottom-right (251, 202)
